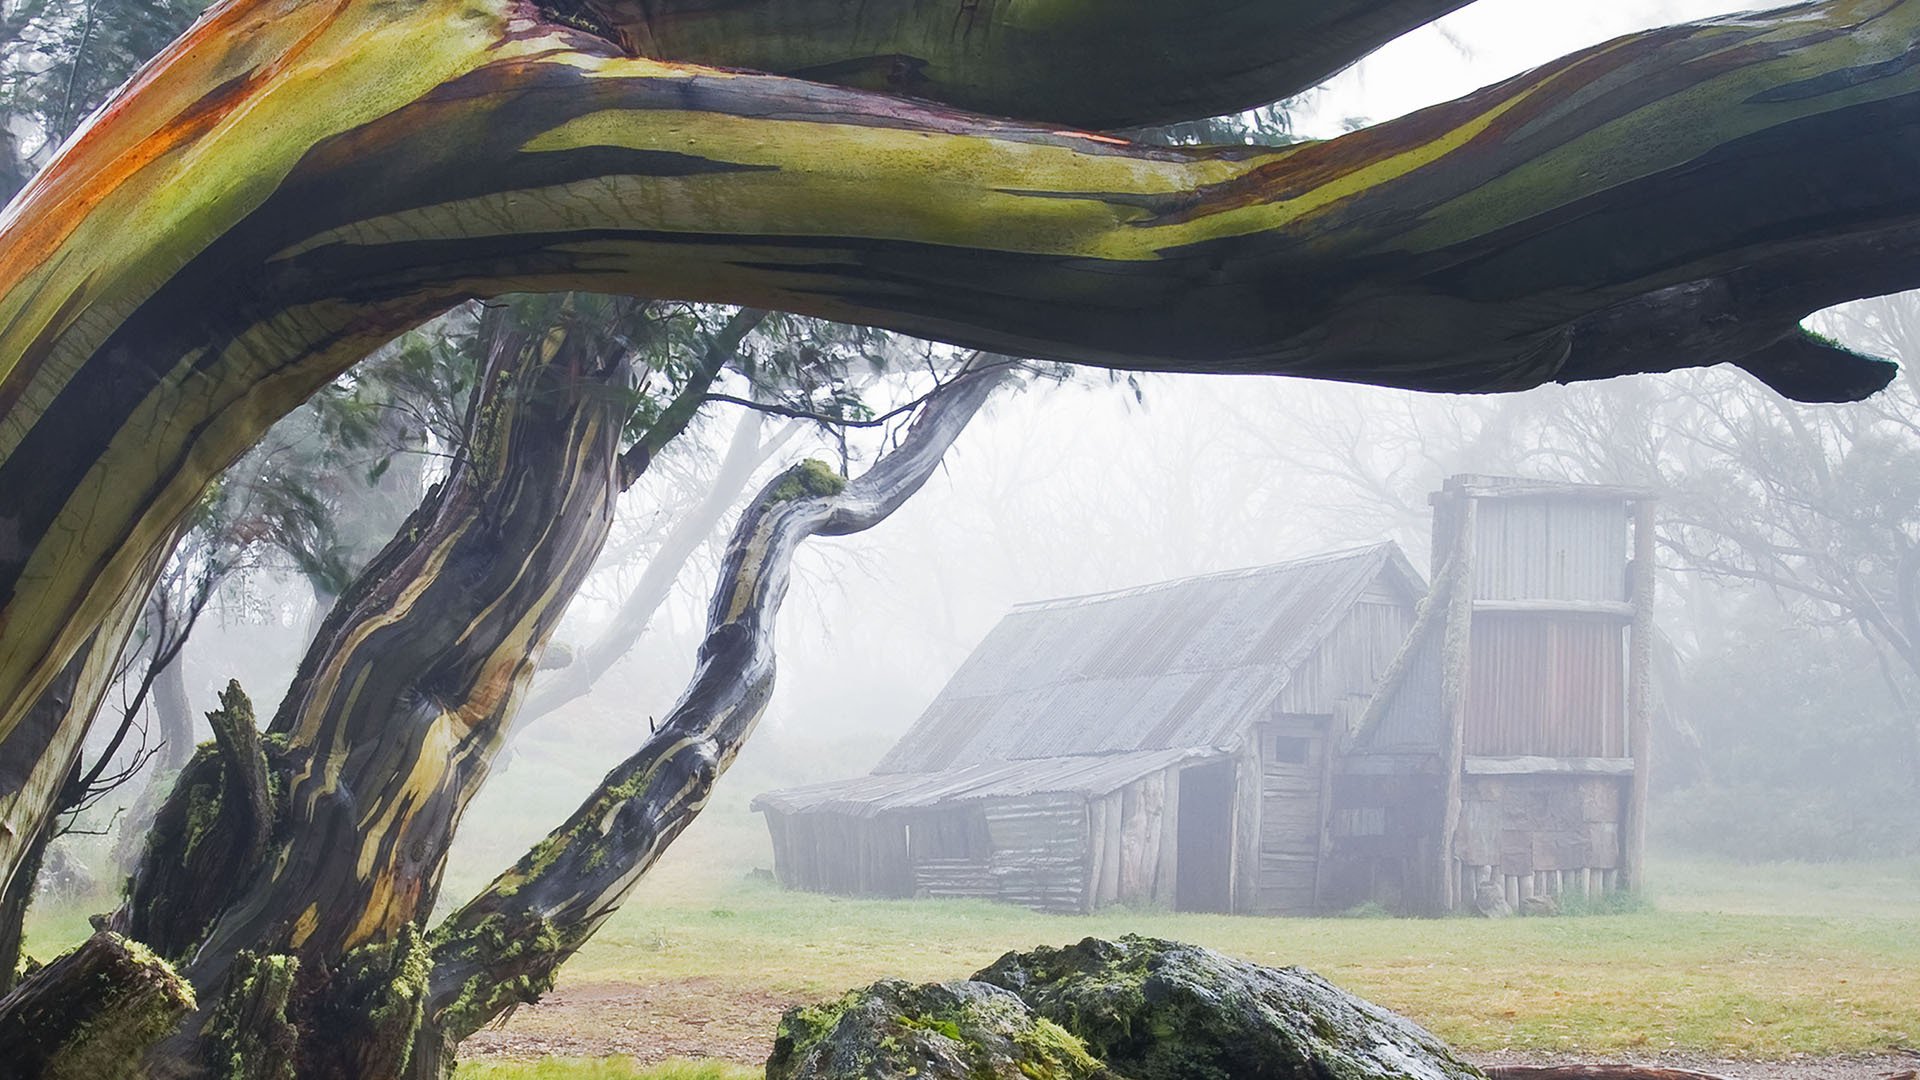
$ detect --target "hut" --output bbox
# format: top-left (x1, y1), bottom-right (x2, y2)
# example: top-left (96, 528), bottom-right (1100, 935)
top-left (754, 475), bottom-right (1657, 916)
top-left (753, 543), bottom-right (1426, 914)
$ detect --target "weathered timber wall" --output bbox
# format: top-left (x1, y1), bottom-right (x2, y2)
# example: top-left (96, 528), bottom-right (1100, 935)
top-left (1454, 773), bottom-right (1626, 905)
top-left (1083, 772), bottom-right (1174, 910)
top-left (980, 794), bottom-right (1088, 913)
top-left (1275, 600), bottom-right (1415, 716)
top-left (766, 810), bottom-right (912, 898)
top-left (1250, 717), bottom-right (1330, 914)
top-left (1320, 761), bottom-right (1443, 914)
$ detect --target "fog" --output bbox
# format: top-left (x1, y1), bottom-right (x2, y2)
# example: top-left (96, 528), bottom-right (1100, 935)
top-left (66, 0), bottom-right (1918, 907)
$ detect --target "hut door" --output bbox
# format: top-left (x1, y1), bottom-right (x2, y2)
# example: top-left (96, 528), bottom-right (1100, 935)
top-left (1175, 760), bottom-right (1235, 913)
top-left (1257, 722), bottom-right (1328, 914)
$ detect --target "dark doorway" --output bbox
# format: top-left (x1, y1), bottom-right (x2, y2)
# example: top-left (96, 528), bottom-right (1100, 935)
top-left (1175, 760), bottom-right (1235, 913)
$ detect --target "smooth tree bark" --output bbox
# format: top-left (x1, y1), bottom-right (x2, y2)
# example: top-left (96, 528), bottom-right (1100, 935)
top-left (577, 0), bottom-right (1477, 128)
top-left (3, 0), bottom-right (1918, 783)
top-left (520, 405), bottom-right (799, 725)
top-left (0, 282), bottom-right (1003, 1076)
top-left (418, 361), bottom-right (1011, 1077)
top-left (123, 296), bottom-right (643, 1078)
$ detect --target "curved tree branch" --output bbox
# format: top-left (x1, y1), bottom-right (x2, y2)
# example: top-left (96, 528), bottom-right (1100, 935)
top-left (420, 360), bottom-right (1011, 1055)
top-left (520, 406), bottom-right (799, 725)
top-left (1, 0), bottom-right (1917, 761)
top-left (583, 0), bottom-right (1475, 129)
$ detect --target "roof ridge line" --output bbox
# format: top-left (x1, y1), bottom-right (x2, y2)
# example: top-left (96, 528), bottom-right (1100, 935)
top-left (1009, 541), bottom-right (1400, 612)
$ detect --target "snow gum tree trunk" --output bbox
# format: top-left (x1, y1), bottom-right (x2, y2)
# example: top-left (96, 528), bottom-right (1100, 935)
top-left (4, 0), bottom-right (1920, 794)
top-left (413, 362), bottom-right (1011, 1078)
top-left (0, 333), bottom-right (1008, 1077)
top-left (66, 297), bottom-right (640, 1079)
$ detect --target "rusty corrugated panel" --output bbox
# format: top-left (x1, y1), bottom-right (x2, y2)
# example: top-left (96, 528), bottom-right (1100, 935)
top-left (872, 543), bottom-right (1426, 774)
top-left (1465, 614), bottom-right (1625, 757)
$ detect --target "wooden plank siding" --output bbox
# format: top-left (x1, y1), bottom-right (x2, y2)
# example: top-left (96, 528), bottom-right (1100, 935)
top-left (982, 794), bottom-right (1089, 912)
top-left (1275, 601), bottom-right (1414, 715)
top-left (1251, 718), bottom-right (1330, 914)
top-left (766, 810), bottom-right (912, 898)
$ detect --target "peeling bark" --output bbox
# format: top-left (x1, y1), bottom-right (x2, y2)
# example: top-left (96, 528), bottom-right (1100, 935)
top-left (421, 363), bottom-right (1011, 1063)
top-left (129, 298), bottom-right (639, 1078)
top-left (117, 681), bottom-right (277, 962)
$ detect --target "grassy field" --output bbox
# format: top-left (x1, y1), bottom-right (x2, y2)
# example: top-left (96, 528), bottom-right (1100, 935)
top-left (29, 802), bottom-right (1920, 1071)
top-left (527, 868), bottom-right (1917, 1060)
top-left (457, 1061), bottom-right (756, 1080)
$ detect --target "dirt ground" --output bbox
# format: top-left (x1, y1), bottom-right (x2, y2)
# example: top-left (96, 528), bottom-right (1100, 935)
top-left (462, 977), bottom-right (1919, 1079)
top-left (1469, 1049), bottom-right (1917, 1079)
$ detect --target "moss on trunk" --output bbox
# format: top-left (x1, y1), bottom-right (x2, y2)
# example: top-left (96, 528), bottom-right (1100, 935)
top-left (0, 931), bottom-right (196, 1079)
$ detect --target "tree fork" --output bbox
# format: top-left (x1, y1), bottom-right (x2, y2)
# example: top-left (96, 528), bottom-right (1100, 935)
top-left (4, 0), bottom-right (1920, 861)
top-left (418, 362), bottom-right (1012, 1072)
top-left (128, 298), bottom-right (641, 1078)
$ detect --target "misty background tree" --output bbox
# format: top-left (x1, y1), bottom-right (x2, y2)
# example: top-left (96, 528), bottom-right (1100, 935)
top-left (5, 0), bottom-right (1920, 1076)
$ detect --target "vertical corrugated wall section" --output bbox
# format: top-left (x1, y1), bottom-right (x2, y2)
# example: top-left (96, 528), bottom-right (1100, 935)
top-left (1472, 497), bottom-right (1628, 602)
top-left (1465, 614), bottom-right (1625, 756)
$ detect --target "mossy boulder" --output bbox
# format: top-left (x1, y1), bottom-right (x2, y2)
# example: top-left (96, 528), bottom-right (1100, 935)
top-left (975, 936), bottom-right (1484, 1080)
top-left (766, 977), bottom-right (1114, 1080)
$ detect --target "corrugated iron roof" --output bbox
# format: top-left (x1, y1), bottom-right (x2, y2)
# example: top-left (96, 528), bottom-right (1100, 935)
top-left (751, 749), bottom-right (1221, 818)
top-left (873, 543), bottom-right (1423, 774)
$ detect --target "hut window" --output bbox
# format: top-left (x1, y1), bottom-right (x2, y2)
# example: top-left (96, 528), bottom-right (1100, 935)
top-left (1268, 735), bottom-right (1310, 764)
top-left (1334, 808), bottom-right (1386, 837)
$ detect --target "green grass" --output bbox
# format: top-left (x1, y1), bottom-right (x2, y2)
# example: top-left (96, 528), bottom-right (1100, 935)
top-left (27, 794), bottom-right (1920, 1065)
top-left (553, 874), bottom-right (1917, 1058)
top-left (456, 1059), bottom-right (755, 1080)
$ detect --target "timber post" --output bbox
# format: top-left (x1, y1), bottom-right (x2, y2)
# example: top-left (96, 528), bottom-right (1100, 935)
top-left (1622, 497), bottom-right (1658, 892)
top-left (1434, 486), bottom-right (1477, 914)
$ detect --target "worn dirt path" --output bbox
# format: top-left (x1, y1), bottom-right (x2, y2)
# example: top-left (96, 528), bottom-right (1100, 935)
top-left (461, 977), bottom-right (1917, 1079)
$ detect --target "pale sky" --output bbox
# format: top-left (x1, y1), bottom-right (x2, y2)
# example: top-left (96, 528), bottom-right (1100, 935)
top-left (1297, 0), bottom-right (1753, 135)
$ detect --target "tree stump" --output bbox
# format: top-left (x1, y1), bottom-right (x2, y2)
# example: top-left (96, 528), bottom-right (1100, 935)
top-left (0, 930), bottom-right (196, 1079)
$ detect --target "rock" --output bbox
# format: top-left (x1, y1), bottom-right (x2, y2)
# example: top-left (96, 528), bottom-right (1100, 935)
top-left (1519, 893), bottom-right (1559, 917)
top-left (766, 976), bottom-right (1113, 1080)
top-left (38, 845), bottom-right (94, 903)
top-left (1475, 881), bottom-right (1513, 919)
top-left (976, 935), bottom-right (1485, 1080)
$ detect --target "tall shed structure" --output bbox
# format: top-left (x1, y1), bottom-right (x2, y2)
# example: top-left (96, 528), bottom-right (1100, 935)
top-left (1332, 475), bottom-right (1657, 913)
top-left (755, 476), bottom-right (1657, 916)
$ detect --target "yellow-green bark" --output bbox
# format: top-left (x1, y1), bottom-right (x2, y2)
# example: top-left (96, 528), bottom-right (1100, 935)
top-left (424, 364), bottom-right (1013, 1057)
top-left (2, 0), bottom-right (1918, 846)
